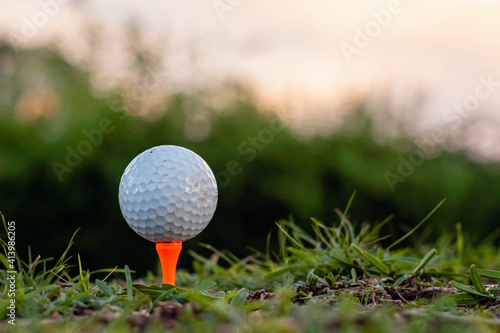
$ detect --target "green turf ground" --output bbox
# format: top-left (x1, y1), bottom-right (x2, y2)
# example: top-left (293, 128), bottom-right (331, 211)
top-left (2, 196), bottom-right (500, 332)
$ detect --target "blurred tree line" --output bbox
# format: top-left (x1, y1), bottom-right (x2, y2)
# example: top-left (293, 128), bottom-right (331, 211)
top-left (1, 43), bottom-right (500, 275)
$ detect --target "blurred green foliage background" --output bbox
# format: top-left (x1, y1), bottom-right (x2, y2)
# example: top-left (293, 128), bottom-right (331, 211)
top-left (1, 43), bottom-right (500, 275)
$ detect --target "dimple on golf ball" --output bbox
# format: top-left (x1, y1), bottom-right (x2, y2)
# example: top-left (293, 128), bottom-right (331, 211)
top-left (119, 145), bottom-right (218, 243)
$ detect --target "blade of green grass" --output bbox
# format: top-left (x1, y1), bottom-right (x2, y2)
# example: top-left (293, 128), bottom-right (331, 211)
top-left (230, 288), bottom-right (249, 307)
top-left (352, 244), bottom-right (390, 275)
top-left (477, 269), bottom-right (500, 280)
top-left (95, 279), bottom-right (114, 297)
top-left (450, 281), bottom-right (489, 298)
top-left (125, 265), bottom-right (133, 300)
top-left (411, 249), bottom-right (437, 277)
top-left (456, 223), bottom-right (463, 258)
top-left (100, 266), bottom-right (118, 283)
top-left (383, 257), bottom-right (420, 263)
top-left (469, 265), bottom-right (486, 294)
top-left (442, 293), bottom-right (485, 306)
top-left (55, 228), bottom-right (80, 268)
top-left (192, 281), bottom-right (217, 293)
top-left (387, 199), bottom-right (446, 251)
top-left (275, 221), bottom-right (306, 250)
top-left (338, 191), bottom-right (357, 244)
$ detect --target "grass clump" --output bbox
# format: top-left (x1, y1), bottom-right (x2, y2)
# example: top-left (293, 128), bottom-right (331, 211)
top-left (2, 194), bottom-right (500, 332)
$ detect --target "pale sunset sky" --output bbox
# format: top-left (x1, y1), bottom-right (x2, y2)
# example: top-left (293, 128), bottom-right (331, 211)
top-left (1, 0), bottom-right (500, 159)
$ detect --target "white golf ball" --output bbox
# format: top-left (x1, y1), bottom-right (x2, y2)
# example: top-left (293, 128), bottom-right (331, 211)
top-left (119, 145), bottom-right (218, 242)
